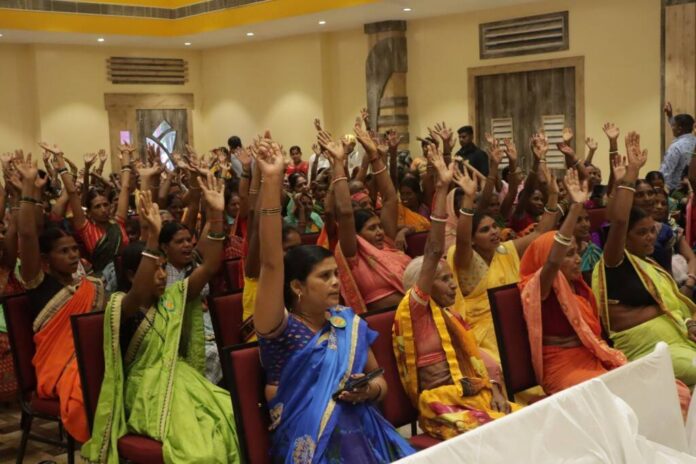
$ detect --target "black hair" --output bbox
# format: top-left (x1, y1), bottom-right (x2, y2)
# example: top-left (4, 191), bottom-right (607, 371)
top-left (38, 226), bottom-right (74, 255)
top-left (645, 171), bottom-right (665, 183)
top-left (282, 223), bottom-right (300, 244)
top-left (288, 172), bottom-right (307, 191)
top-left (501, 166), bottom-right (511, 183)
top-left (289, 145), bottom-right (302, 154)
top-left (635, 179), bottom-right (651, 190)
top-left (674, 114), bottom-right (695, 134)
top-left (159, 222), bottom-right (190, 246)
top-left (118, 241), bottom-right (146, 292)
top-left (457, 126), bottom-right (474, 136)
top-left (227, 136), bottom-right (242, 150)
top-left (399, 174), bottom-right (423, 199)
top-left (283, 245), bottom-right (333, 309)
top-left (354, 208), bottom-right (378, 233)
top-left (471, 212), bottom-right (493, 234)
top-left (125, 218), bottom-right (141, 236)
top-left (225, 177), bottom-right (240, 195)
top-left (420, 136), bottom-right (437, 148)
top-left (628, 206), bottom-right (651, 230)
top-left (224, 188), bottom-right (241, 204)
top-left (86, 188), bottom-right (107, 210)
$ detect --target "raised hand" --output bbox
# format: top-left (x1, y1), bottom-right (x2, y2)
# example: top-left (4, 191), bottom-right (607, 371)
top-left (664, 102), bottom-right (673, 119)
top-left (548, 172), bottom-right (559, 196)
top-left (585, 137), bottom-right (598, 151)
top-left (564, 168), bottom-right (589, 204)
top-left (602, 122), bottom-right (620, 141)
top-left (354, 124), bottom-right (378, 161)
top-left (425, 142), bottom-right (452, 187)
top-left (531, 132), bottom-right (549, 160)
top-left (386, 129), bottom-right (402, 149)
top-left (562, 127), bottom-right (574, 143)
top-left (256, 137), bottom-right (286, 179)
top-left (556, 142), bottom-right (575, 157)
top-left (431, 122), bottom-right (455, 153)
top-left (452, 163), bottom-right (477, 197)
top-left (484, 132), bottom-right (496, 147)
top-left (360, 107), bottom-right (369, 127)
top-left (503, 138), bottom-right (518, 164)
top-left (0, 152), bottom-right (14, 170)
top-left (317, 130), bottom-right (346, 164)
top-left (313, 118), bottom-right (323, 132)
top-left (611, 154), bottom-right (628, 182)
top-left (198, 171), bottom-right (225, 212)
top-left (488, 137), bottom-right (504, 166)
top-left (625, 131), bottom-right (647, 169)
top-left (38, 142), bottom-right (63, 157)
top-left (12, 153), bottom-right (38, 181)
top-left (138, 190), bottom-right (162, 235)
top-left (98, 149), bottom-right (108, 164)
top-left (84, 152), bottom-right (98, 167)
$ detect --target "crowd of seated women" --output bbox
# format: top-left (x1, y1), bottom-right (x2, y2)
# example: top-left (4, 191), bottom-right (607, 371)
top-left (1, 108), bottom-right (696, 463)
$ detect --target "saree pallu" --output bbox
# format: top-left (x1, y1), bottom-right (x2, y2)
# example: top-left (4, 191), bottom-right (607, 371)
top-left (81, 280), bottom-right (240, 463)
top-left (397, 204), bottom-right (431, 233)
top-left (91, 222), bottom-right (122, 274)
top-left (335, 236), bottom-right (410, 314)
top-left (446, 241), bottom-right (520, 362)
top-left (268, 307), bottom-right (414, 463)
top-left (33, 276), bottom-right (105, 442)
top-left (592, 251), bottom-right (696, 387)
top-left (393, 291), bottom-right (519, 440)
top-left (580, 242), bottom-right (603, 274)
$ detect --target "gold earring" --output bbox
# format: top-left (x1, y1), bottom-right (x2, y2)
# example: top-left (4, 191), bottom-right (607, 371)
top-left (296, 291), bottom-right (302, 302)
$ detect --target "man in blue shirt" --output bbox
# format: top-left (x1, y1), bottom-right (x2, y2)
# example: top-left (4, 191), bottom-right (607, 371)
top-left (659, 103), bottom-right (696, 191)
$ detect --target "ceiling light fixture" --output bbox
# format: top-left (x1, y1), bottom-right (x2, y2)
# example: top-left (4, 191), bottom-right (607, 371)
top-left (97, 37), bottom-right (105, 42)
top-left (0, 33), bottom-right (4, 38)
top-left (184, 42), bottom-right (192, 46)
top-left (246, 32), bottom-right (255, 37)
top-left (403, 7), bottom-right (412, 12)
top-left (318, 20), bottom-right (327, 25)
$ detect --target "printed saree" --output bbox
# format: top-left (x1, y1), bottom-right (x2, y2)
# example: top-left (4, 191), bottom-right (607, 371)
top-left (393, 291), bottom-right (519, 440)
top-left (33, 276), bottom-right (105, 442)
top-left (592, 251), bottom-right (696, 387)
top-left (580, 241), bottom-right (602, 274)
top-left (81, 279), bottom-right (240, 463)
top-left (446, 241), bottom-right (520, 362)
top-left (267, 307), bottom-right (414, 463)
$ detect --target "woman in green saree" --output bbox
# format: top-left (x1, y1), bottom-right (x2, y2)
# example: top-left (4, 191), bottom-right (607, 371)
top-left (592, 132), bottom-right (696, 388)
top-left (82, 177), bottom-right (240, 464)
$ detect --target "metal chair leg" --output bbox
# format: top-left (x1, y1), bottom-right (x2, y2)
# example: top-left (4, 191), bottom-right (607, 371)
top-left (15, 410), bottom-right (33, 464)
top-left (66, 435), bottom-right (75, 464)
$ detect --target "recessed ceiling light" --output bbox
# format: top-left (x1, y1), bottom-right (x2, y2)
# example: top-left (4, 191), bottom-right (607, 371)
top-left (318, 20), bottom-right (327, 25)
top-left (246, 32), bottom-right (255, 37)
top-left (0, 33), bottom-right (4, 38)
top-left (184, 42), bottom-right (191, 46)
top-left (97, 37), bottom-right (105, 42)
top-left (403, 7), bottom-right (412, 12)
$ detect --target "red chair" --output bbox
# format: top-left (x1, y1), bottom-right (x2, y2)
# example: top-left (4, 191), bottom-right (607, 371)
top-left (71, 311), bottom-right (164, 464)
top-left (488, 284), bottom-right (544, 402)
top-left (208, 291), bottom-right (245, 354)
top-left (362, 308), bottom-right (440, 449)
top-left (587, 207), bottom-right (606, 234)
top-left (300, 233), bottom-right (320, 245)
top-left (224, 258), bottom-right (243, 293)
top-left (405, 232), bottom-right (428, 258)
top-left (220, 343), bottom-right (271, 464)
top-left (3, 293), bottom-right (76, 464)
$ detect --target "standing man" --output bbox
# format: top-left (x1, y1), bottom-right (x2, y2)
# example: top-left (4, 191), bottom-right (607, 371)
top-left (456, 126), bottom-right (489, 176)
top-left (227, 135), bottom-right (244, 178)
top-left (660, 102), bottom-right (696, 191)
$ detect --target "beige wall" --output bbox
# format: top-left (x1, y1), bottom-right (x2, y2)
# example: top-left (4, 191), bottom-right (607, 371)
top-left (0, 0), bottom-right (662, 175)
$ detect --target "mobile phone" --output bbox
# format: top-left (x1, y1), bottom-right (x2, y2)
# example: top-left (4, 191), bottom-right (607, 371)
top-left (332, 368), bottom-right (385, 401)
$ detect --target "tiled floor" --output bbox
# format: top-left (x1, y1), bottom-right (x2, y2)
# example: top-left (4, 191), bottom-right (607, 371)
top-left (0, 402), bottom-right (70, 464)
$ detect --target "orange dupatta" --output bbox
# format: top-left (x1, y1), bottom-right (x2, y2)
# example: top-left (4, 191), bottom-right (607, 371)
top-left (518, 232), bottom-right (626, 385)
top-left (397, 204), bottom-right (431, 233)
top-left (33, 276), bottom-right (103, 442)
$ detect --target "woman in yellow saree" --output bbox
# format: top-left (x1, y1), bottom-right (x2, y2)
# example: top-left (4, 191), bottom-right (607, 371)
top-left (448, 135), bottom-right (559, 361)
top-left (592, 132), bottom-right (696, 389)
top-left (81, 180), bottom-right (240, 463)
top-left (394, 143), bottom-right (516, 440)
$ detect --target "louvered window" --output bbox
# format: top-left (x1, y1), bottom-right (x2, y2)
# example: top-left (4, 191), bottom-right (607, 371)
top-left (541, 114), bottom-right (567, 169)
top-left (480, 12), bottom-right (568, 59)
top-left (490, 117), bottom-right (513, 169)
top-left (107, 57), bottom-right (188, 85)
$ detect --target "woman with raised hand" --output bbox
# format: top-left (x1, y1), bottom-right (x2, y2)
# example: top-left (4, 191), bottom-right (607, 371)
top-left (328, 123), bottom-right (412, 313)
top-left (394, 142), bottom-right (517, 440)
top-left (16, 152), bottom-right (106, 443)
top-left (253, 132), bottom-right (414, 464)
top-left (593, 132), bottom-right (696, 388)
top-left (519, 169), bottom-right (626, 395)
top-left (82, 177), bottom-right (240, 464)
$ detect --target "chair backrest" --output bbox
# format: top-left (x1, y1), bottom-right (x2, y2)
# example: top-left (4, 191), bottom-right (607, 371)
top-left (3, 293), bottom-right (39, 398)
top-left (362, 308), bottom-right (418, 428)
top-left (71, 311), bottom-right (106, 431)
top-left (220, 343), bottom-right (271, 464)
top-left (488, 284), bottom-right (538, 399)
top-left (208, 292), bottom-right (244, 353)
top-left (224, 258), bottom-right (243, 293)
top-left (405, 232), bottom-right (428, 258)
top-left (300, 233), bottom-right (320, 245)
top-left (587, 207), bottom-right (606, 234)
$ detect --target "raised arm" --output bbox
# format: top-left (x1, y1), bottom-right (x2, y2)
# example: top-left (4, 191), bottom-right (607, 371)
top-left (254, 133), bottom-right (288, 335)
top-left (604, 132), bottom-right (647, 266)
top-left (244, 155), bottom-right (262, 279)
top-left (500, 139), bottom-right (520, 220)
top-left (318, 129), bottom-right (356, 257)
top-left (115, 145), bottom-right (133, 222)
top-left (538, 169), bottom-right (589, 299)
top-left (236, 146), bottom-right (254, 220)
top-left (15, 155), bottom-right (42, 284)
top-left (476, 134), bottom-right (503, 214)
top-left (452, 164), bottom-right (479, 273)
top-left (557, 128), bottom-right (589, 181)
top-left (603, 123), bottom-right (621, 200)
top-left (40, 143), bottom-right (87, 230)
top-left (512, 164), bottom-right (560, 256)
top-left (584, 137), bottom-right (598, 166)
top-left (416, 143), bottom-right (453, 294)
top-left (513, 133), bottom-right (546, 218)
top-left (386, 130), bottom-right (401, 188)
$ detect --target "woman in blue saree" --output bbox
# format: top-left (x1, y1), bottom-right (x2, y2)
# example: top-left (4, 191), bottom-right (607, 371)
top-left (254, 130), bottom-right (415, 463)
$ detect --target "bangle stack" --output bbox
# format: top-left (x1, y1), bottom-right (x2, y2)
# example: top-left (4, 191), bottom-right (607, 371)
top-left (260, 207), bottom-right (282, 216)
top-left (429, 214), bottom-right (448, 223)
top-left (56, 167), bottom-right (69, 175)
top-left (249, 188), bottom-right (259, 194)
top-left (554, 232), bottom-right (573, 247)
top-left (20, 196), bottom-right (39, 204)
top-left (207, 231), bottom-right (226, 241)
top-left (459, 207), bottom-right (474, 217)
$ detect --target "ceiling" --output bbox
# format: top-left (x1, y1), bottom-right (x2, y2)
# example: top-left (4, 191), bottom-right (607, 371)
top-left (0, 0), bottom-right (536, 49)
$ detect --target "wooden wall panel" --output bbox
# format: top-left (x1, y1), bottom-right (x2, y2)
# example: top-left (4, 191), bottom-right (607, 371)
top-left (663, 2), bottom-right (696, 150)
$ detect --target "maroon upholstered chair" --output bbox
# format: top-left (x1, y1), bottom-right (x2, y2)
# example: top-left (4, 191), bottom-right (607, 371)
top-left (3, 292), bottom-right (76, 464)
top-left (488, 284), bottom-right (543, 402)
top-left (220, 343), bottom-right (271, 464)
top-left (587, 207), bottom-right (606, 234)
top-left (208, 291), bottom-right (245, 354)
top-left (405, 232), bottom-right (428, 258)
top-left (224, 258), bottom-right (243, 293)
top-left (71, 311), bottom-right (164, 464)
top-left (300, 233), bottom-right (320, 245)
top-left (362, 308), bottom-right (441, 449)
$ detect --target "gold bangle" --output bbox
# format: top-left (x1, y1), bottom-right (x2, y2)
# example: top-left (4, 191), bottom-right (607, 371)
top-left (260, 207), bottom-right (282, 215)
top-left (331, 176), bottom-right (348, 185)
top-left (617, 185), bottom-right (636, 193)
top-left (429, 215), bottom-right (448, 223)
top-left (554, 233), bottom-right (572, 247)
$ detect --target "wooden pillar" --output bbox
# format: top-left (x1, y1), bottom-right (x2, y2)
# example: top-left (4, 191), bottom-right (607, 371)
top-left (364, 20), bottom-right (409, 150)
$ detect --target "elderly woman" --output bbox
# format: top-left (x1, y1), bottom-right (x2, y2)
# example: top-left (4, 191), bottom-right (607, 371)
top-left (394, 143), bottom-right (516, 440)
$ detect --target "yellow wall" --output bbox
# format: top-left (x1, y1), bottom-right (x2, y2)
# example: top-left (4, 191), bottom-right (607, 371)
top-left (0, 0), bottom-right (662, 175)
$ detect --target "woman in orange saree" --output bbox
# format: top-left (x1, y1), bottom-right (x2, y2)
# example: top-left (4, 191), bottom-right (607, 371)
top-left (518, 169), bottom-right (626, 395)
top-left (17, 147), bottom-right (111, 442)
